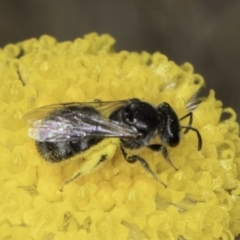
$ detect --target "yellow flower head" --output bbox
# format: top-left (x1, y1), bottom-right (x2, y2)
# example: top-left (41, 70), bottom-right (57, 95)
top-left (0, 33), bottom-right (240, 240)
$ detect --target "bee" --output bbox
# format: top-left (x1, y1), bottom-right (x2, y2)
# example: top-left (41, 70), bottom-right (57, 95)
top-left (25, 98), bottom-right (202, 189)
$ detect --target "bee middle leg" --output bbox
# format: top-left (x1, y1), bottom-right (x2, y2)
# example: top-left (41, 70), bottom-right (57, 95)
top-left (120, 146), bottom-right (166, 188)
top-left (147, 144), bottom-right (178, 171)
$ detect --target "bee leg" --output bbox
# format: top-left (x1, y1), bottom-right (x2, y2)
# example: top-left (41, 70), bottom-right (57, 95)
top-left (120, 146), bottom-right (167, 188)
top-left (59, 154), bottom-right (108, 192)
top-left (148, 144), bottom-right (178, 171)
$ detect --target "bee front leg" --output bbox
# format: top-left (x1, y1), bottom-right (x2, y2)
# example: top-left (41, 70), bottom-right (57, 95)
top-left (120, 146), bottom-right (166, 188)
top-left (147, 144), bottom-right (178, 171)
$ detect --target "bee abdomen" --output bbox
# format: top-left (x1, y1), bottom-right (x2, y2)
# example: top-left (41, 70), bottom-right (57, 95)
top-left (36, 138), bottom-right (103, 162)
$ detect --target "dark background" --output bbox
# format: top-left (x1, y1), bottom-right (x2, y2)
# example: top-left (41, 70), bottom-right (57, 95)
top-left (1, 0), bottom-right (240, 120)
top-left (0, 1), bottom-right (240, 238)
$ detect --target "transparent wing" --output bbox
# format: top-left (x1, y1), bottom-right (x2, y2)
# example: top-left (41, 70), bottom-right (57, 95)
top-left (24, 100), bottom-right (129, 121)
top-left (24, 100), bottom-right (138, 142)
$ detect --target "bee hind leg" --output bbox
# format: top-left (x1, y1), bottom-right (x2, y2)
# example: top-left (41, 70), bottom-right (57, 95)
top-left (59, 154), bottom-right (108, 192)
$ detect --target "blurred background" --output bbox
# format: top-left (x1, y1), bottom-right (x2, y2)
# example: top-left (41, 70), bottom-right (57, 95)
top-left (0, 0), bottom-right (240, 122)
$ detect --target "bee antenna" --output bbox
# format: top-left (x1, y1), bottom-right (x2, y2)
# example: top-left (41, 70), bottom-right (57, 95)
top-left (179, 112), bottom-right (193, 134)
top-left (181, 126), bottom-right (202, 151)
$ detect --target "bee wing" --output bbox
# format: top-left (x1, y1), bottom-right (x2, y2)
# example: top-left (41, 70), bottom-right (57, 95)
top-left (25, 100), bottom-right (138, 142)
top-left (24, 100), bottom-right (129, 121)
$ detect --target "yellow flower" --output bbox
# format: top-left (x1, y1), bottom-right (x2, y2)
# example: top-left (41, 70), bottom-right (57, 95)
top-left (0, 33), bottom-right (240, 239)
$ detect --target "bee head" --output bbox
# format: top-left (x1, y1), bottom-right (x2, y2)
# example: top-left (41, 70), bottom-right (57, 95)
top-left (156, 102), bottom-right (181, 147)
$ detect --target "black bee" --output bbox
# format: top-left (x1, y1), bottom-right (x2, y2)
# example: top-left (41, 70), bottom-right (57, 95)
top-left (25, 98), bottom-right (202, 188)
